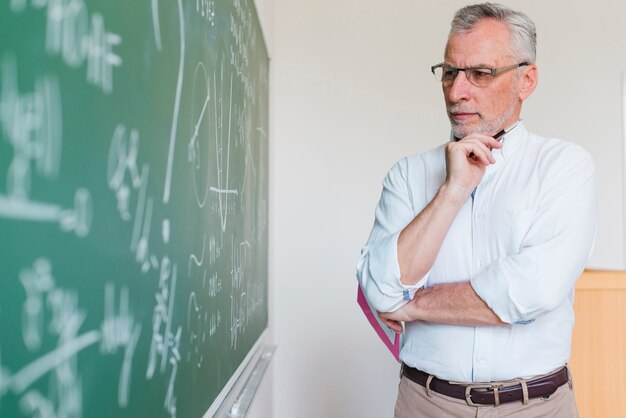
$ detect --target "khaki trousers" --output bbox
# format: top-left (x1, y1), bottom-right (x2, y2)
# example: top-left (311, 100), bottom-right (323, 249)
top-left (394, 372), bottom-right (579, 418)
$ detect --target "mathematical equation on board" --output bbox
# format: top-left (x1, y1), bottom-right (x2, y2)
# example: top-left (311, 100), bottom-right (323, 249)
top-left (0, 0), bottom-right (268, 417)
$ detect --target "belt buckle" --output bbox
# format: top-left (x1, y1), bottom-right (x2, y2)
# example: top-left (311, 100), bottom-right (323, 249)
top-left (464, 383), bottom-right (503, 407)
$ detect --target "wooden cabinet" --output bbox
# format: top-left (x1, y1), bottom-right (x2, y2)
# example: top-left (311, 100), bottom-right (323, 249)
top-left (570, 270), bottom-right (626, 417)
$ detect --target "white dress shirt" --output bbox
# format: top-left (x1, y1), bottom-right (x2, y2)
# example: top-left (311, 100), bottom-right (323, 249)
top-left (356, 122), bottom-right (596, 382)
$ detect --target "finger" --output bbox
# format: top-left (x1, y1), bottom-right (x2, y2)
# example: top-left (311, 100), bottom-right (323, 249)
top-left (463, 134), bottom-right (503, 151)
top-left (380, 317), bottom-right (403, 333)
top-left (487, 137), bottom-right (503, 149)
top-left (463, 142), bottom-right (494, 164)
top-left (470, 147), bottom-right (494, 165)
top-left (451, 136), bottom-right (491, 154)
top-left (378, 311), bottom-right (404, 333)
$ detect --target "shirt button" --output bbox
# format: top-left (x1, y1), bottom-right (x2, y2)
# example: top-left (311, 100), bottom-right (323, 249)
top-left (477, 259), bottom-right (484, 267)
top-left (476, 213), bottom-right (485, 220)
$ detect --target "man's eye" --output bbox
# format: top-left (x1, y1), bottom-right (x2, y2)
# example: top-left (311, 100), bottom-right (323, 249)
top-left (442, 68), bottom-right (457, 78)
top-left (470, 69), bottom-right (492, 79)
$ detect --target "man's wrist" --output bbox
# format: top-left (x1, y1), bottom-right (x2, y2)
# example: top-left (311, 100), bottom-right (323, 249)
top-left (405, 290), bottom-right (425, 322)
top-left (439, 182), bottom-right (471, 206)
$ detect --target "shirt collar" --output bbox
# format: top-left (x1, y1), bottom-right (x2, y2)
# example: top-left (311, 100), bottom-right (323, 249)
top-left (495, 120), bottom-right (525, 160)
top-left (484, 120), bottom-right (526, 177)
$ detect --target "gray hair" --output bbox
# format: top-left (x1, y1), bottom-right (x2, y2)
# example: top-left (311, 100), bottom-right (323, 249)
top-left (450, 3), bottom-right (537, 63)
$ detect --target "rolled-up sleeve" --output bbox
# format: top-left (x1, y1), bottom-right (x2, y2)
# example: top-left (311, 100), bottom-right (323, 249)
top-left (356, 157), bottom-right (430, 312)
top-left (471, 146), bottom-right (597, 324)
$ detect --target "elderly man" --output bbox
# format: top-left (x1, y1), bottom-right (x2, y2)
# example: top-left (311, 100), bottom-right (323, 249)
top-left (356, 3), bottom-right (595, 417)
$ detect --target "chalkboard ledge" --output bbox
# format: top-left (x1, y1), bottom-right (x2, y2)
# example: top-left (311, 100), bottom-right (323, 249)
top-left (207, 331), bottom-right (276, 417)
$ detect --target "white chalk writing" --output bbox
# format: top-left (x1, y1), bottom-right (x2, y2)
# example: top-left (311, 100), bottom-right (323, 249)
top-left (196, 0), bottom-right (216, 25)
top-left (11, 0), bottom-right (122, 94)
top-left (162, 0), bottom-right (186, 204)
top-left (100, 283), bottom-right (142, 407)
top-left (0, 54), bottom-right (92, 236)
top-left (107, 125), bottom-right (158, 273)
top-left (146, 259), bottom-right (181, 418)
top-left (107, 125), bottom-right (142, 221)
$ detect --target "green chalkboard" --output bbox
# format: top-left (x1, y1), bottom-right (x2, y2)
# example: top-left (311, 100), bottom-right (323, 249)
top-left (0, 0), bottom-right (269, 417)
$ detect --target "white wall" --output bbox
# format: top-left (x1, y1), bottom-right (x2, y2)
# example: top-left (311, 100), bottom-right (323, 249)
top-left (271, 0), bottom-right (626, 417)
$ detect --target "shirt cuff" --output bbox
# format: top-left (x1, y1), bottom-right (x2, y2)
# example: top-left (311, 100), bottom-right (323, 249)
top-left (358, 231), bottom-right (428, 312)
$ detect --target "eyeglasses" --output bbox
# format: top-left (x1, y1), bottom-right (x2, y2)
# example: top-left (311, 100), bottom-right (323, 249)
top-left (431, 62), bottom-right (529, 87)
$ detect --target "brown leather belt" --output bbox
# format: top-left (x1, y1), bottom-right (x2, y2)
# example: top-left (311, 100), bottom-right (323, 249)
top-left (401, 363), bottom-right (569, 406)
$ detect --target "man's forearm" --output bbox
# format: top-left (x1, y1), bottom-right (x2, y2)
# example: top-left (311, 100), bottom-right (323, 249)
top-left (397, 183), bottom-right (468, 285)
top-left (380, 281), bottom-right (505, 326)
top-left (398, 136), bottom-right (501, 286)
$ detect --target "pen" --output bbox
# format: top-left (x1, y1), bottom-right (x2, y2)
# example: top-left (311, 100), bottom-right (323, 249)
top-left (492, 127), bottom-right (507, 140)
top-left (467, 121), bottom-right (519, 159)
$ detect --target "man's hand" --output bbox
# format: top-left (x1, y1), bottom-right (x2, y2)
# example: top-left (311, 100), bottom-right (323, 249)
top-left (378, 314), bottom-right (403, 334)
top-left (444, 133), bottom-right (502, 199)
top-left (378, 299), bottom-right (419, 334)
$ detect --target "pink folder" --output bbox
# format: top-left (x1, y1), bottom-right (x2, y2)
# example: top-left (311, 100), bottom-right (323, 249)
top-left (357, 284), bottom-right (402, 362)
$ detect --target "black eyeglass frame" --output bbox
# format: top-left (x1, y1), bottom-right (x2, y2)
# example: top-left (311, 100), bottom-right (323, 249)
top-left (430, 62), bottom-right (529, 86)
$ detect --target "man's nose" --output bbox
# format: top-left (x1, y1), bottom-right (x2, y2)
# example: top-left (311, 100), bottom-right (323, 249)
top-left (446, 70), bottom-right (472, 102)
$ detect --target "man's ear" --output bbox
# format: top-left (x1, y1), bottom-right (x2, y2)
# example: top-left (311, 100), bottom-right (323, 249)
top-left (519, 64), bottom-right (538, 101)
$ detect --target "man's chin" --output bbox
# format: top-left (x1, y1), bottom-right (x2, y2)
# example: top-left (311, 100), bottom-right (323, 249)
top-left (451, 126), bottom-right (472, 139)
top-left (451, 123), bottom-right (491, 139)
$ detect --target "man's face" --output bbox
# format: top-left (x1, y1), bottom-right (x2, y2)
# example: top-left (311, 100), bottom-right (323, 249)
top-left (443, 19), bottom-right (524, 139)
